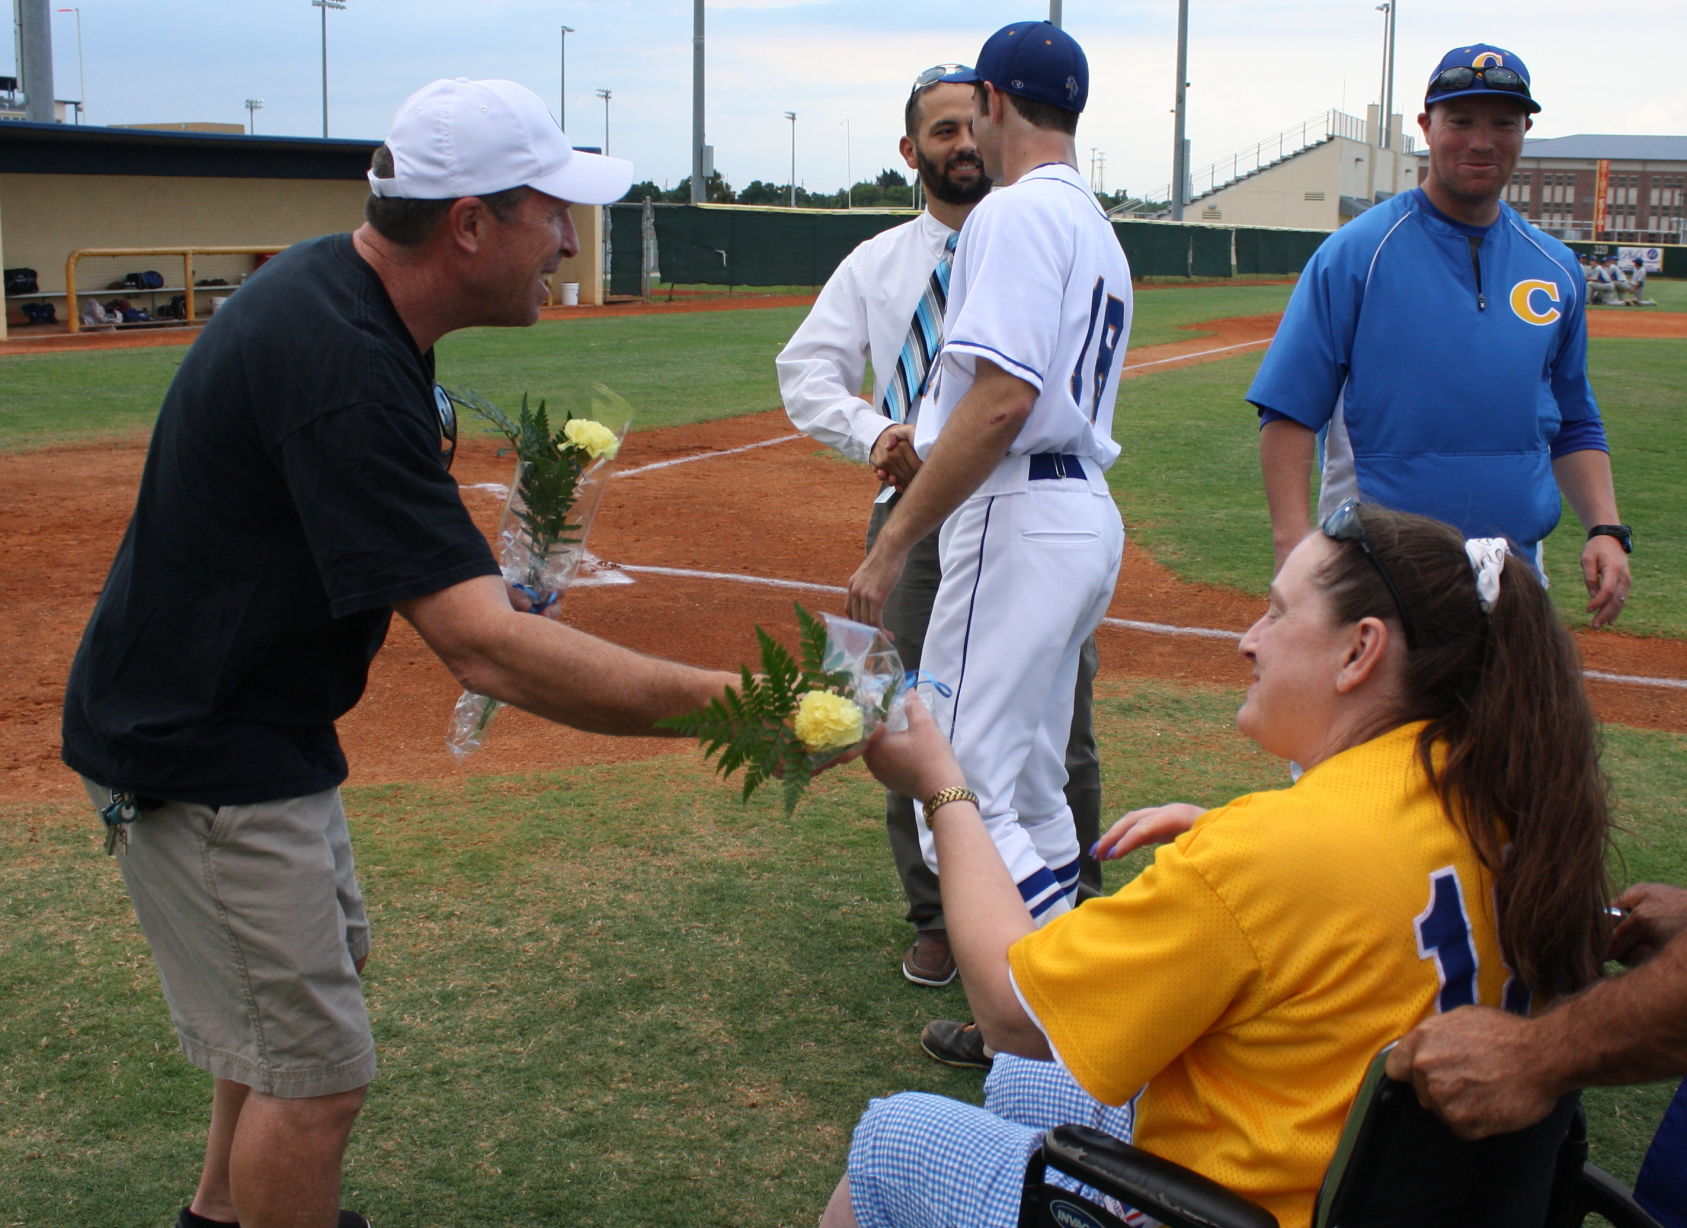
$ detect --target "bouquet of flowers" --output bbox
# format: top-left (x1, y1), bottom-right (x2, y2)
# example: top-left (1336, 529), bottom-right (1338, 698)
top-left (444, 384), bottom-right (630, 757)
top-left (660, 603), bottom-right (944, 816)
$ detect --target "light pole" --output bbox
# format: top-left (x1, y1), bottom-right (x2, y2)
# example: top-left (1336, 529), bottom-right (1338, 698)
top-left (1375, 2), bottom-right (1396, 150)
top-left (596, 87), bottom-right (612, 154)
top-left (691, 0), bottom-right (705, 204)
top-left (1169, 0), bottom-right (1189, 220)
top-left (54, 7), bottom-right (82, 122)
top-left (842, 117), bottom-right (852, 208)
top-left (311, 0), bottom-right (346, 139)
top-left (558, 25), bottom-right (574, 131)
top-left (245, 97), bottom-right (265, 134)
top-left (785, 111), bottom-right (797, 207)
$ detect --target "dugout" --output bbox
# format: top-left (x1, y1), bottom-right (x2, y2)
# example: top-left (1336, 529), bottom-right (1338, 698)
top-left (0, 121), bottom-right (607, 340)
top-left (604, 201), bottom-right (1330, 294)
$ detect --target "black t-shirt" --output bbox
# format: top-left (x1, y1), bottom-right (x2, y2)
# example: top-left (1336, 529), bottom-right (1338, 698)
top-left (62, 234), bottom-right (499, 805)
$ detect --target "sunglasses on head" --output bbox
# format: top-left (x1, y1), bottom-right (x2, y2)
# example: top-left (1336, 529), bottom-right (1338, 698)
top-left (1428, 64), bottom-right (1530, 100)
top-left (912, 63), bottom-right (970, 91)
top-left (1320, 499), bottom-right (1417, 649)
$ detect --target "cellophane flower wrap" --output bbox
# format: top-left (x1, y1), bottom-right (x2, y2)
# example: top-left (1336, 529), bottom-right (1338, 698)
top-left (444, 385), bottom-right (631, 757)
top-left (658, 604), bottom-right (923, 816)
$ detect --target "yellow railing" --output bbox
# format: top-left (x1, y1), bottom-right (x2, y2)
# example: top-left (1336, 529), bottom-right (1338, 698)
top-left (64, 245), bottom-right (284, 334)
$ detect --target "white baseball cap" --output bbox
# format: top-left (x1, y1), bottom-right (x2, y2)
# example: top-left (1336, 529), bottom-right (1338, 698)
top-left (368, 77), bottom-right (634, 206)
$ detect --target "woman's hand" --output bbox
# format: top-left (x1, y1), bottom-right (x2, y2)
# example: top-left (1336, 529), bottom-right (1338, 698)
top-left (862, 693), bottom-right (967, 802)
top-left (1094, 803), bottom-right (1206, 861)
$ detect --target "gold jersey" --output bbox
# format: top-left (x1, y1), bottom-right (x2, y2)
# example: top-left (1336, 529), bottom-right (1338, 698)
top-left (1010, 722), bottom-right (1518, 1226)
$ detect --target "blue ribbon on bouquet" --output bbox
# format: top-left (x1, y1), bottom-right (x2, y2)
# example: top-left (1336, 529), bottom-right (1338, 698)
top-left (513, 582), bottom-right (560, 614)
top-left (902, 670), bottom-right (953, 698)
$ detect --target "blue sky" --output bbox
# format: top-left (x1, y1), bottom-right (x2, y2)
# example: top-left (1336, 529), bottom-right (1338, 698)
top-left (16, 0), bottom-right (1686, 200)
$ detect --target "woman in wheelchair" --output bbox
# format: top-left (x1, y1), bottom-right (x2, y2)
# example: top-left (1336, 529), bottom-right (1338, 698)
top-left (822, 504), bottom-right (1612, 1228)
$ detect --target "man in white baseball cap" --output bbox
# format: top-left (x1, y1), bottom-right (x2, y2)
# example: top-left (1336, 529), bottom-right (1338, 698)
top-left (63, 79), bottom-right (730, 1228)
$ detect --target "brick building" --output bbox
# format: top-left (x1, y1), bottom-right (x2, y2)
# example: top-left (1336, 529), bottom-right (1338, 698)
top-left (1480, 134), bottom-right (1687, 244)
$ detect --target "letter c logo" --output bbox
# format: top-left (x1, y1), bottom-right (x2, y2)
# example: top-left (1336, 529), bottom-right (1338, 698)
top-left (1510, 279), bottom-right (1560, 326)
top-left (1473, 51), bottom-right (1505, 68)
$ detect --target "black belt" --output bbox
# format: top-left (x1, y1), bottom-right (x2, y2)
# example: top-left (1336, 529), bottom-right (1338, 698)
top-left (1028, 453), bottom-right (1086, 481)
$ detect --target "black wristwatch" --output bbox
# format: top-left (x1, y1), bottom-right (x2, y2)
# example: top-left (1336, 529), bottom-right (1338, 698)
top-left (1587, 524), bottom-right (1633, 553)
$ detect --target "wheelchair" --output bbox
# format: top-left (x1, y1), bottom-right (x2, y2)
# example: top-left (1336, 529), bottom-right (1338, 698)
top-left (1019, 1045), bottom-right (1661, 1228)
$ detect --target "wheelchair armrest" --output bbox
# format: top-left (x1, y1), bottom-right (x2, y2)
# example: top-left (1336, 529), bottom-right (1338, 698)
top-left (1039, 1124), bottom-right (1279, 1228)
top-left (1578, 1163), bottom-right (1665, 1228)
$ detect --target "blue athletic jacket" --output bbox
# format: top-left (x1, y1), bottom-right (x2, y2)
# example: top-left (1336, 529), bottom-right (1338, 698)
top-left (1248, 188), bottom-right (1605, 554)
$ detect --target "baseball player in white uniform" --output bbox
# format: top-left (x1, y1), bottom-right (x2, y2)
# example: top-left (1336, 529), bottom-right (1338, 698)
top-left (778, 63), bottom-right (1106, 995)
top-left (846, 20), bottom-right (1130, 930)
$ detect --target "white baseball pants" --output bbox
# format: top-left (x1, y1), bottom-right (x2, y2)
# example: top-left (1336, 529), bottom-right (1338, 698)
top-left (917, 472), bottom-right (1124, 925)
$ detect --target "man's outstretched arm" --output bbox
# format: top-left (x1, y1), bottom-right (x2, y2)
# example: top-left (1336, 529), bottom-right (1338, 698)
top-left (399, 575), bottom-right (735, 735)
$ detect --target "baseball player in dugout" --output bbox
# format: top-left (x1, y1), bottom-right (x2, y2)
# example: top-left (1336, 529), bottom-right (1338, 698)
top-left (776, 57), bottom-right (1105, 1001)
top-left (1248, 42), bottom-right (1633, 627)
top-left (842, 21), bottom-right (1131, 1065)
top-left (60, 78), bottom-right (734, 1228)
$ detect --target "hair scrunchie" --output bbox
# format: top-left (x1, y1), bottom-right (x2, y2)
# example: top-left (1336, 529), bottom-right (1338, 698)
top-left (1465, 537), bottom-right (1509, 614)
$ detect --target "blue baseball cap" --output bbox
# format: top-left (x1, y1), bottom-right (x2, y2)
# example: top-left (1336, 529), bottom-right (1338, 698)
top-left (1424, 44), bottom-right (1541, 114)
top-left (943, 20), bottom-right (1088, 114)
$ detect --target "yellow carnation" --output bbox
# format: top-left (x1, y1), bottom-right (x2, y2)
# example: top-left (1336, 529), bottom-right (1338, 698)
top-left (562, 418), bottom-right (619, 461)
top-left (792, 690), bottom-right (864, 753)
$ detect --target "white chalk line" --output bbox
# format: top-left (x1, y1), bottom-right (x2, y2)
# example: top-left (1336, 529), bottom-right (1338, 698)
top-left (1123, 337), bottom-right (1271, 371)
top-left (1101, 616), bottom-right (1240, 641)
top-left (1586, 670), bottom-right (1687, 691)
top-left (611, 564), bottom-right (1685, 693)
top-left (616, 433), bottom-right (805, 478)
top-left (619, 563), bottom-right (843, 595)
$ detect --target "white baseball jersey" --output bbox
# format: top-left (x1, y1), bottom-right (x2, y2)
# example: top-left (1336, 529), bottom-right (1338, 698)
top-left (915, 162), bottom-right (1131, 469)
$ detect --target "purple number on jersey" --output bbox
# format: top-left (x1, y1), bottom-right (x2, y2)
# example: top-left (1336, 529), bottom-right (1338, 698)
top-left (1069, 277), bottom-right (1127, 422)
top-left (1415, 867), bottom-right (1478, 1013)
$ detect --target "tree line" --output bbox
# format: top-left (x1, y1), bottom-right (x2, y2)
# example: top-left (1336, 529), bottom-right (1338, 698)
top-left (622, 167), bottom-right (1164, 213)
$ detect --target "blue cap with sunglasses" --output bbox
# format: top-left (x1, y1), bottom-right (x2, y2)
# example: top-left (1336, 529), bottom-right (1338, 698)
top-left (941, 20), bottom-right (1088, 114)
top-left (1424, 44), bottom-right (1541, 113)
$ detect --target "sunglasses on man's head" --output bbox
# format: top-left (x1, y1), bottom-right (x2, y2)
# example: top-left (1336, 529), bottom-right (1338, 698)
top-left (1428, 64), bottom-right (1530, 100)
top-left (1320, 499), bottom-right (1417, 648)
top-left (912, 63), bottom-right (970, 91)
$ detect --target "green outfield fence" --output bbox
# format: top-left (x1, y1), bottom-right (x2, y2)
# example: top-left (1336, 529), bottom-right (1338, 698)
top-left (605, 202), bottom-right (1330, 293)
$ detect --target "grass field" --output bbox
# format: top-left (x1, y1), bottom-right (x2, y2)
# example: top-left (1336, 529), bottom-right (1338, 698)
top-left (3, 279), bottom-right (1683, 1225)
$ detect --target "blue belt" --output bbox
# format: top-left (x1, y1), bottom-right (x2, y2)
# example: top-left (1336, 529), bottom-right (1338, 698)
top-left (1028, 453), bottom-right (1086, 481)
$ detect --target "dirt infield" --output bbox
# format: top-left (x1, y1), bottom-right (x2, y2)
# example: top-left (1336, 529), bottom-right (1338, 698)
top-left (4, 305), bottom-right (1683, 804)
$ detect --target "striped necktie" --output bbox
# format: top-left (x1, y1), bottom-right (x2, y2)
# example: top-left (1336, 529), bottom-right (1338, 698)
top-left (881, 230), bottom-right (958, 423)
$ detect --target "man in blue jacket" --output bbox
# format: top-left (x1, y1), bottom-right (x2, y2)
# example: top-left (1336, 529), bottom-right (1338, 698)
top-left (1248, 43), bottom-right (1632, 626)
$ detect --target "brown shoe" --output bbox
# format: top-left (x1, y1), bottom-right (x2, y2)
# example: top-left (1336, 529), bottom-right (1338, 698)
top-left (902, 928), bottom-right (957, 987)
top-left (920, 1019), bottom-right (993, 1069)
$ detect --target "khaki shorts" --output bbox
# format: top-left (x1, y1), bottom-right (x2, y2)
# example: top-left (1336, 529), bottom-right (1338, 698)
top-left (85, 780), bottom-right (376, 1098)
